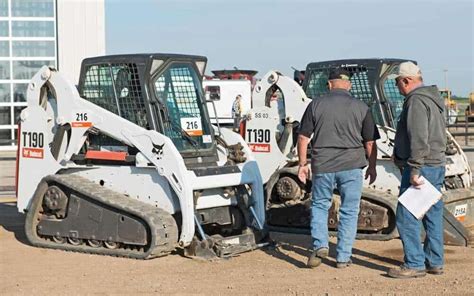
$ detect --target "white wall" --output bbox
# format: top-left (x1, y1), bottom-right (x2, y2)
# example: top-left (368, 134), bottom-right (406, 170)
top-left (57, 0), bottom-right (105, 84)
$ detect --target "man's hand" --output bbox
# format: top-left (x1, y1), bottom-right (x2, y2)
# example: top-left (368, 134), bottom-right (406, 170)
top-left (410, 174), bottom-right (424, 188)
top-left (298, 165), bottom-right (310, 184)
top-left (365, 166), bottom-right (377, 185)
top-left (297, 134), bottom-right (311, 184)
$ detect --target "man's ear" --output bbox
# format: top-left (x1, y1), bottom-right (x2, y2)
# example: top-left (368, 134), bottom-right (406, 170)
top-left (327, 81), bottom-right (332, 90)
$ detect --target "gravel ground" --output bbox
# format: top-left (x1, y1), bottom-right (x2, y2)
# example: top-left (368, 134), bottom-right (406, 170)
top-left (0, 201), bottom-right (473, 295)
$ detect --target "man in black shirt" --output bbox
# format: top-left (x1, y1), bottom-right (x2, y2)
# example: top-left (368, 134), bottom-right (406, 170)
top-left (297, 68), bottom-right (379, 268)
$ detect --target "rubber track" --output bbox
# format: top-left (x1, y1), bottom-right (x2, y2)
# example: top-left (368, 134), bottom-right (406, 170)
top-left (25, 174), bottom-right (178, 259)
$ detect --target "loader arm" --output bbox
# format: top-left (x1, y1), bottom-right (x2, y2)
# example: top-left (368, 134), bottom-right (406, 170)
top-left (252, 70), bottom-right (311, 122)
top-left (17, 66), bottom-right (196, 246)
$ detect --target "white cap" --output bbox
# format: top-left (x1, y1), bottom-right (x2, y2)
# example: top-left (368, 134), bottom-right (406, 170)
top-left (389, 62), bottom-right (422, 79)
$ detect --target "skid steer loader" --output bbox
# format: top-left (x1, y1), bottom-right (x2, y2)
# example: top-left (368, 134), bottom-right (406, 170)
top-left (16, 54), bottom-right (267, 259)
top-left (242, 58), bottom-right (473, 246)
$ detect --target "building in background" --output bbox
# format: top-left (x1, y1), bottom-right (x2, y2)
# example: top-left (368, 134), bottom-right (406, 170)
top-left (0, 0), bottom-right (105, 150)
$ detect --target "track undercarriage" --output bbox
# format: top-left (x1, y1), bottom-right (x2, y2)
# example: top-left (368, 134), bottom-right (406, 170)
top-left (266, 172), bottom-right (472, 246)
top-left (25, 174), bottom-right (178, 259)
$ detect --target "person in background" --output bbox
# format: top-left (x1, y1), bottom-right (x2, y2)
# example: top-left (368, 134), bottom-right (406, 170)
top-left (297, 68), bottom-right (379, 269)
top-left (388, 62), bottom-right (446, 279)
top-left (232, 94), bottom-right (243, 131)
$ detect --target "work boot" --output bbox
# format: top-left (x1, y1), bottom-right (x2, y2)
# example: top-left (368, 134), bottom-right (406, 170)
top-left (387, 265), bottom-right (426, 279)
top-left (307, 247), bottom-right (329, 268)
top-left (426, 266), bottom-right (444, 275)
top-left (336, 259), bottom-right (352, 269)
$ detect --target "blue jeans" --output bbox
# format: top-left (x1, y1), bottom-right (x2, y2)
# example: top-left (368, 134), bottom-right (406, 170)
top-left (396, 166), bottom-right (445, 270)
top-left (311, 168), bottom-right (363, 263)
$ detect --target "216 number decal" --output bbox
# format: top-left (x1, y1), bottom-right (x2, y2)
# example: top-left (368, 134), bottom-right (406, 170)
top-left (76, 112), bottom-right (88, 121)
top-left (185, 120), bottom-right (199, 130)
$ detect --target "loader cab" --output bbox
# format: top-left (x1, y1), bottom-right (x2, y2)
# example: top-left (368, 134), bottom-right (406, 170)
top-left (302, 58), bottom-right (414, 129)
top-left (78, 54), bottom-right (218, 167)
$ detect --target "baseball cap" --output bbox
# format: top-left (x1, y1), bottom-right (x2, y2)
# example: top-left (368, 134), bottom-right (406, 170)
top-left (328, 68), bottom-right (351, 81)
top-left (389, 62), bottom-right (422, 79)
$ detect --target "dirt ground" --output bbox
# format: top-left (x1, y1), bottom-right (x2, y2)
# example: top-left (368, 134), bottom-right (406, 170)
top-left (0, 200), bottom-right (473, 296)
top-left (1, 154), bottom-right (473, 295)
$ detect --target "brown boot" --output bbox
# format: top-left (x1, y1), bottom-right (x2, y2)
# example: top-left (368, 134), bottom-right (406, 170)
top-left (388, 265), bottom-right (426, 279)
top-left (427, 266), bottom-right (444, 275)
top-left (307, 247), bottom-right (329, 268)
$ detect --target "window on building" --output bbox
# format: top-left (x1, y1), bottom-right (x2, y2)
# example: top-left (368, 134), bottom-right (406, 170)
top-left (12, 41), bottom-right (55, 57)
top-left (0, 106), bottom-right (11, 125)
top-left (0, 41), bottom-right (9, 57)
top-left (12, 60), bottom-right (55, 80)
top-left (0, 0), bottom-right (8, 17)
top-left (12, 21), bottom-right (55, 37)
top-left (13, 84), bottom-right (28, 102)
top-left (0, 129), bottom-right (12, 146)
top-left (0, 22), bottom-right (8, 37)
top-left (12, 0), bottom-right (54, 17)
top-left (0, 84), bottom-right (11, 103)
top-left (0, 61), bottom-right (10, 79)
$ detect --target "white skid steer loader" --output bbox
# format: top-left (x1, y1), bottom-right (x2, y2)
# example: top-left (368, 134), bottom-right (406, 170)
top-left (241, 58), bottom-right (473, 246)
top-left (16, 54), bottom-right (267, 259)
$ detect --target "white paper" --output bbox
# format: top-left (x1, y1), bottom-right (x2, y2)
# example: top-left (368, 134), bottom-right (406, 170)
top-left (398, 176), bottom-right (443, 220)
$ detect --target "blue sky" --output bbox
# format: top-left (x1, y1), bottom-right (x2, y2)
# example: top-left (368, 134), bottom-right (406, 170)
top-left (106, 0), bottom-right (473, 96)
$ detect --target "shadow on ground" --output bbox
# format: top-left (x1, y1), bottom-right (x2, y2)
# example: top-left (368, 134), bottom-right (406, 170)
top-left (263, 232), bottom-right (402, 272)
top-left (0, 202), bottom-right (28, 245)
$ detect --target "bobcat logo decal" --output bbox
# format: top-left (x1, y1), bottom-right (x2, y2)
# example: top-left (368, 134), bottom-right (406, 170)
top-left (152, 143), bottom-right (165, 160)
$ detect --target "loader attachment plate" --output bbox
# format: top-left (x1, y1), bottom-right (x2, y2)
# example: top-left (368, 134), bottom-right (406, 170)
top-left (184, 232), bottom-right (268, 259)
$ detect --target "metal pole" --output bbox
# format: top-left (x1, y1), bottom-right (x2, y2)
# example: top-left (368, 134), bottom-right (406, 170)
top-left (194, 215), bottom-right (207, 241)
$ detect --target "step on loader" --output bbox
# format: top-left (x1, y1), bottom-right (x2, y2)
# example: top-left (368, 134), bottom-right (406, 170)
top-left (16, 54), bottom-right (267, 259)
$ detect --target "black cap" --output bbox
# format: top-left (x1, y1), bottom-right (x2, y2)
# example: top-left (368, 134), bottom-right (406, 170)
top-left (328, 68), bottom-right (351, 81)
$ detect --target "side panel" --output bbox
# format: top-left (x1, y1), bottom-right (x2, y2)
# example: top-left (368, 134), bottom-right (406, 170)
top-left (244, 106), bottom-right (288, 184)
top-left (17, 105), bottom-right (62, 211)
top-left (70, 166), bottom-right (178, 214)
